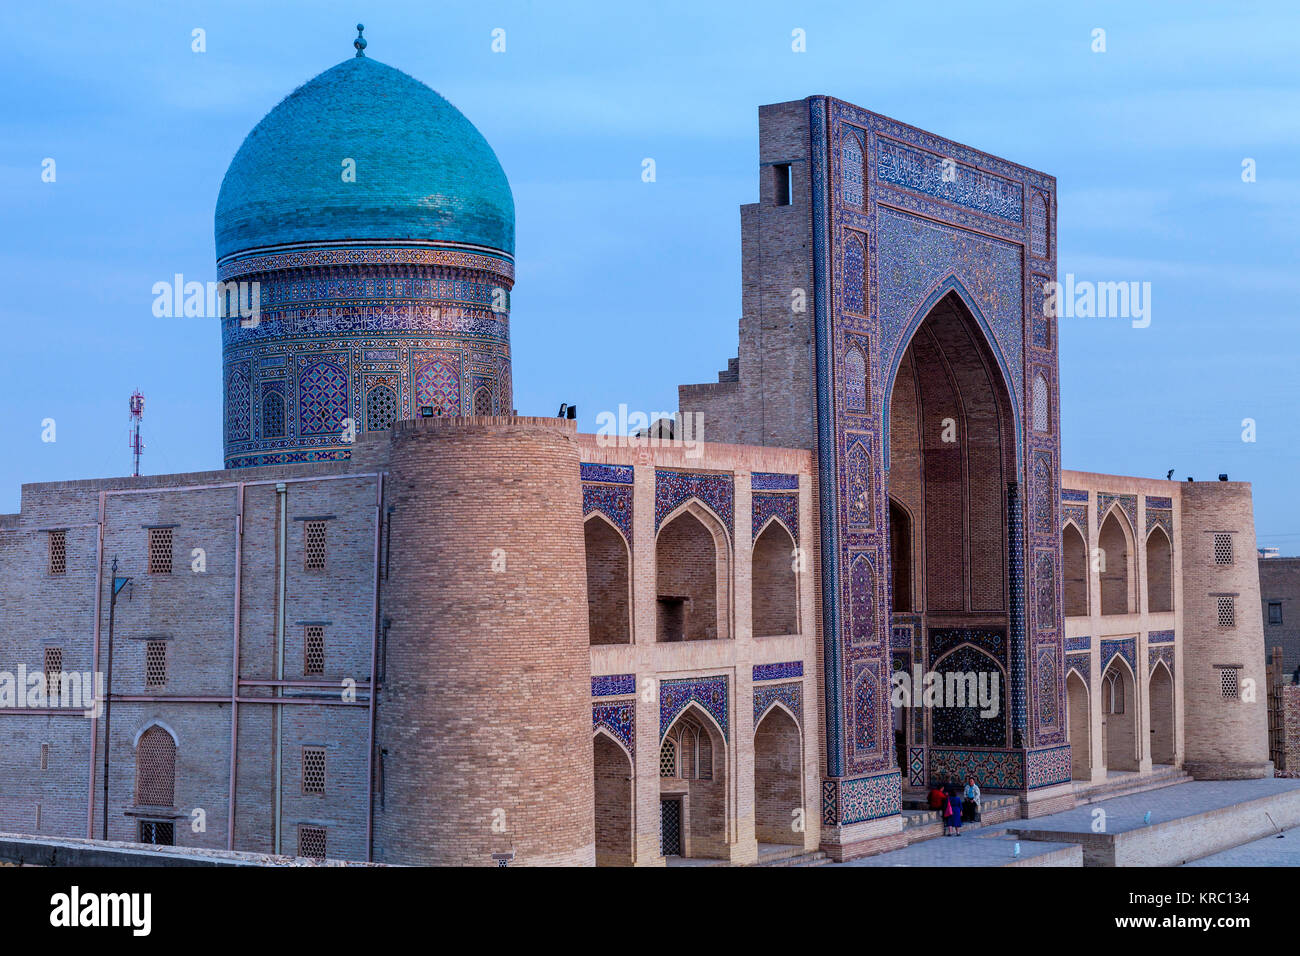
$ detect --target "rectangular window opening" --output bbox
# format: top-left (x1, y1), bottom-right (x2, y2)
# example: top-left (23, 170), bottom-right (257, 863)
top-left (138, 820), bottom-right (174, 846)
top-left (774, 163), bottom-right (792, 206)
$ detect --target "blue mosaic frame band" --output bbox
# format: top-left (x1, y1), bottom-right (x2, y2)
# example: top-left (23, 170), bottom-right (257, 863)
top-left (592, 674), bottom-right (636, 697)
top-left (659, 675), bottom-right (729, 741)
top-left (580, 462), bottom-right (634, 485)
top-left (753, 661), bottom-right (804, 682)
top-left (810, 96), bottom-right (846, 780)
top-left (1149, 630), bottom-right (1175, 644)
top-left (1007, 481), bottom-right (1027, 745)
top-left (1060, 488), bottom-right (1089, 503)
top-left (1064, 635), bottom-right (1091, 652)
top-left (752, 472), bottom-right (799, 491)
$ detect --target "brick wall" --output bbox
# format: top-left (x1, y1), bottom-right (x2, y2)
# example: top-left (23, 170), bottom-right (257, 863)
top-left (585, 517), bottom-right (631, 645)
top-left (1180, 481), bottom-right (1272, 778)
top-left (374, 417), bottom-right (594, 866)
top-left (1259, 557), bottom-right (1300, 673)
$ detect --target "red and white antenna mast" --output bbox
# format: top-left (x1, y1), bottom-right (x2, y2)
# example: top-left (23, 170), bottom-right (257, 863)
top-left (128, 390), bottom-right (145, 477)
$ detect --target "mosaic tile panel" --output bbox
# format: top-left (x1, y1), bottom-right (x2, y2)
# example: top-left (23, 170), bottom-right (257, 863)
top-left (821, 780), bottom-right (839, 825)
top-left (226, 362), bottom-right (252, 442)
top-left (839, 771), bottom-right (902, 825)
top-left (1100, 637), bottom-right (1137, 676)
top-left (1060, 488), bottom-right (1090, 503)
top-left (930, 644), bottom-right (1008, 748)
top-left (843, 232), bottom-right (866, 315)
top-left (593, 701), bottom-right (634, 754)
top-left (298, 360), bottom-right (348, 435)
top-left (1036, 646), bottom-right (1059, 730)
top-left (1062, 503), bottom-right (1088, 531)
top-left (591, 674), bottom-right (636, 697)
top-left (660, 675), bottom-right (728, 741)
top-left (1025, 744), bottom-right (1071, 789)
top-left (753, 682), bottom-right (803, 727)
top-left (1149, 645), bottom-right (1175, 678)
top-left (927, 748), bottom-right (1024, 790)
top-left (752, 492), bottom-right (798, 542)
top-left (1146, 506), bottom-right (1173, 538)
top-left (929, 627), bottom-right (1006, 667)
top-left (1065, 654), bottom-right (1091, 688)
top-left (654, 470), bottom-right (734, 535)
top-left (583, 482), bottom-right (633, 545)
top-left (1097, 492), bottom-right (1138, 532)
top-left (1149, 629), bottom-right (1175, 644)
top-left (908, 747), bottom-right (926, 787)
top-left (1064, 635), bottom-right (1091, 652)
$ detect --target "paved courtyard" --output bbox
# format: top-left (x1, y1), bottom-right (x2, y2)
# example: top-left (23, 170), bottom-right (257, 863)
top-left (1182, 827), bottom-right (1300, 866)
top-left (831, 828), bottom-right (1078, 867)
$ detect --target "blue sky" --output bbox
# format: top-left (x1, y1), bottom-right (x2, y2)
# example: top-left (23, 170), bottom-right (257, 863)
top-left (2, 1), bottom-right (1296, 549)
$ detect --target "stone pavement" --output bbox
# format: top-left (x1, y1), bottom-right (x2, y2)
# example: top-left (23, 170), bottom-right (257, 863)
top-left (1182, 827), bottom-right (1300, 866)
top-left (1002, 778), bottom-right (1300, 836)
top-left (829, 828), bottom-right (1078, 867)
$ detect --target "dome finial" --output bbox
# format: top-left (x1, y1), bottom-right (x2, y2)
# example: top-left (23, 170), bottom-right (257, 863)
top-left (354, 23), bottom-right (367, 57)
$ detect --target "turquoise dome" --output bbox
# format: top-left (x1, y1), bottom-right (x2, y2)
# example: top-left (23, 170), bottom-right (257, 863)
top-left (215, 56), bottom-right (514, 261)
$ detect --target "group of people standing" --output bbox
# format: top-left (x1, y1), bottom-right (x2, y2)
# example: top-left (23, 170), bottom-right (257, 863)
top-left (926, 776), bottom-right (981, 836)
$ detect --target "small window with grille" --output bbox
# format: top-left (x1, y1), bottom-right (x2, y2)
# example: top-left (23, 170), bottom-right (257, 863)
top-left (1220, 667), bottom-right (1240, 699)
top-left (1216, 596), bottom-right (1235, 628)
top-left (41, 743), bottom-right (48, 771)
top-left (659, 737), bottom-right (677, 777)
top-left (44, 647), bottom-right (63, 699)
top-left (145, 641), bottom-right (167, 688)
top-left (1213, 533), bottom-right (1233, 566)
top-left (304, 625), bottom-right (325, 676)
top-left (299, 824), bottom-right (327, 859)
top-left (1268, 602), bottom-right (1283, 626)
top-left (302, 746), bottom-right (326, 795)
top-left (48, 529), bottom-right (66, 575)
top-left (304, 520), bottom-right (327, 571)
top-left (148, 527), bottom-right (173, 574)
top-left (138, 820), bottom-right (174, 846)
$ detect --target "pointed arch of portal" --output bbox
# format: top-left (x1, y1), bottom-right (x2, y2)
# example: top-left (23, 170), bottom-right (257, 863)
top-left (882, 274), bottom-right (1023, 472)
